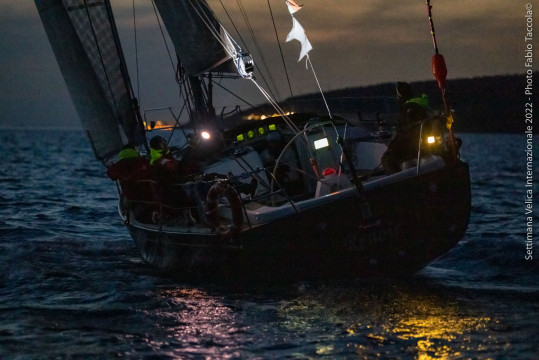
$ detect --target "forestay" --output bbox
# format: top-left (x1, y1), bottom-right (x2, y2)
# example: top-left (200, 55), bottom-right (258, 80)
top-left (35, 0), bottom-right (145, 164)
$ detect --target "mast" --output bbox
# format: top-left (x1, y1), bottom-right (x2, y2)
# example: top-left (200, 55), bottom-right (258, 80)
top-left (153, 0), bottom-right (252, 131)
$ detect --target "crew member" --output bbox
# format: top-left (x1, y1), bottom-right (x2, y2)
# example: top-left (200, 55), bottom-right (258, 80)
top-left (381, 82), bottom-right (432, 174)
top-left (149, 135), bottom-right (199, 224)
top-left (107, 143), bottom-right (152, 221)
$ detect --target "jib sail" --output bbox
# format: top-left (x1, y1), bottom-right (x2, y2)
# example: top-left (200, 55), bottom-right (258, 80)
top-left (34, 0), bottom-right (145, 164)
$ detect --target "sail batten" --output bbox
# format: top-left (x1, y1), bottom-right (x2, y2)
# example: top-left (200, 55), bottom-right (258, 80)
top-left (35, 0), bottom-right (144, 164)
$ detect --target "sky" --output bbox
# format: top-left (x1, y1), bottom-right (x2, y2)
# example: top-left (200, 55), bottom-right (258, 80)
top-left (0, 0), bottom-right (532, 128)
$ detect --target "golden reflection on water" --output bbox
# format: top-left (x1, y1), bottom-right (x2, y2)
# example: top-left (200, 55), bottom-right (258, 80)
top-left (276, 283), bottom-right (497, 360)
top-left (343, 288), bottom-right (493, 359)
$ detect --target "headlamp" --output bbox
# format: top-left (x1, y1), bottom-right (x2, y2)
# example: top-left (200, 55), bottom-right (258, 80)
top-left (200, 131), bottom-right (211, 140)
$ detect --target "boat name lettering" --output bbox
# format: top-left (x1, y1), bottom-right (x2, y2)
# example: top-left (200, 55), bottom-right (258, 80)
top-left (344, 225), bottom-right (400, 252)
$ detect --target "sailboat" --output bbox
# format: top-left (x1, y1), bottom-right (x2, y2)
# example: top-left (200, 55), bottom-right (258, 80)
top-left (34, 0), bottom-right (470, 280)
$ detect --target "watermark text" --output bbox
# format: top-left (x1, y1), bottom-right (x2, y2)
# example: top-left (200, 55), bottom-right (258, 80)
top-left (524, 3), bottom-right (534, 260)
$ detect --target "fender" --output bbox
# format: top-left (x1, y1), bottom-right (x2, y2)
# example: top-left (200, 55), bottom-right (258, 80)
top-left (205, 182), bottom-right (244, 236)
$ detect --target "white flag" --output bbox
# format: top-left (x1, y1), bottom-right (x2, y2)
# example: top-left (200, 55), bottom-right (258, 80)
top-left (286, 17), bottom-right (312, 62)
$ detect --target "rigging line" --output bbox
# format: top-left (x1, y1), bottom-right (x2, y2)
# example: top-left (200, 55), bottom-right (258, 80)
top-left (189, 1), bottom-right (232, 60)
top-left (182, 80), bottom-right (195, 116)
top-left (166, 102), bottom-right (189, 145)
top-left (189, 1), bottom-right (236, 60)
top-left (217, 0), bottom-right (249, 48)
top-left (210, 79), bottom-right (256, 109)
top-left (150, 0), bottom-right (193, 122)
top-left (192, 1), bottom-right (221, 40)
top-left (337, 121), bottom-right (348, 176)
top-left (251, 79), bottom-right (299, 133)
top-left (82, 0), bottom-right (122, 122)
top-left (149, 0), bottom-right (176, 74)
top-left (192, 0), bottom-right (242, 71)
top-left (104, 0), bottom-right (148, 150)
top-left (191, 0), bottom-right (278, 106)
top-left (234, 0), bottom-right (280, 100)
top-left (215, 0), bottom-right (279, 101)
top-left (187, 1), bottom-right (233, 109)
top-left (132, 0), bottom-right (140, 100)
top-left (192, 1), bottom-right (246, 74)
top-left (257, 90), bottom-right (293, 131)
top-left (266, 0), bottom-right (294, 101)
top-left (165, 78), bottom-right (193, 142)
top-left (178, 68), bottom-right (196, 121)
top-left (306, 56), bottom-right (332, 119)
top-left (190, 1), bottom-right (294, 133)
top-left (175, 61), bottom-right (192, 108)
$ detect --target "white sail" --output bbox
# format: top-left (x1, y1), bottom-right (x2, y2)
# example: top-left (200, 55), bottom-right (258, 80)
top-left (34, 0), bottom-right (145, 164)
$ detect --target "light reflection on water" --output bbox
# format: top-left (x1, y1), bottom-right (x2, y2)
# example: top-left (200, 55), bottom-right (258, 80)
top-left (346, 294), bottom-right (492, 359)
top-left (134, 287), bottom-right (248, 358)
top-left (270, 280), bottom-right (529, 360)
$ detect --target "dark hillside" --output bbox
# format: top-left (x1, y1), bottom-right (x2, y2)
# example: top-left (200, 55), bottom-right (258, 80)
top-left (290, 73), bottom-right (535, 133)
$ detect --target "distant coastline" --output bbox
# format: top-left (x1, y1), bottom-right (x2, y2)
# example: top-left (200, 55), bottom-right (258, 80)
top-left (292, 73), bottom-right (538, 133)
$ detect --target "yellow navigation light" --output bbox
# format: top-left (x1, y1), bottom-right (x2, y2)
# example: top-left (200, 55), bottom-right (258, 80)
top-left (314, 137), bottom-right (329, 149)
top-left (247, 130), bottom-right (255, 139)
top-left (261, 115), bottom-right (267, 120)
top-left (258, 127), bottom-right (265, 136)
top-left (236, 134), bottom-right (245, 142)
top-left (268, 124), bottom-right (277, 131)
top-left (427, 136), bottom-right (435, 144)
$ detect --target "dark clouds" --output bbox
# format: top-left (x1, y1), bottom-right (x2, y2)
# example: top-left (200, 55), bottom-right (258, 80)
top-left (0, 0), bottom-right (528, 128)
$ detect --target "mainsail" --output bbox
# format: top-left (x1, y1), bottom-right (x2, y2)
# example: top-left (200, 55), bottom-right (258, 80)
top-left (152, 0), bottom-right (237, 76)
top-left (35, 0), bottom-right (145, 164)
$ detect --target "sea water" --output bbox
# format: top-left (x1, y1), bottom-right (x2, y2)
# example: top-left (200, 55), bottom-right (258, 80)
top-left (0, 129), bottom-right (537, 359)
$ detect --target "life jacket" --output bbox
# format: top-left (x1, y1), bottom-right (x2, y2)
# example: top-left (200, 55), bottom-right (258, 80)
top-left (107, 156), bottom-right (152, 202)
top-left (118, 147), bottom-right (139, 161)
top-left (150, 147), bottom-right (165, 166)
top-left (404, 94), bottom-right (431, 109)
top-left (400, 94), bottom-right (431, 125)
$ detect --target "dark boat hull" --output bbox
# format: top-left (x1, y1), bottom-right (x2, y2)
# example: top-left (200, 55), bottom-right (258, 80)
top-left (126, 161), bottom-right (470, 281)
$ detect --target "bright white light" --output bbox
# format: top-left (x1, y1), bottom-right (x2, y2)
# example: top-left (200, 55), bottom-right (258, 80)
top-left (314, 138), bottom-right (329, 149)
top-left (201, 131), bottom-right (211, 140)
top-left (427, 136), bottom-right (435, 144)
